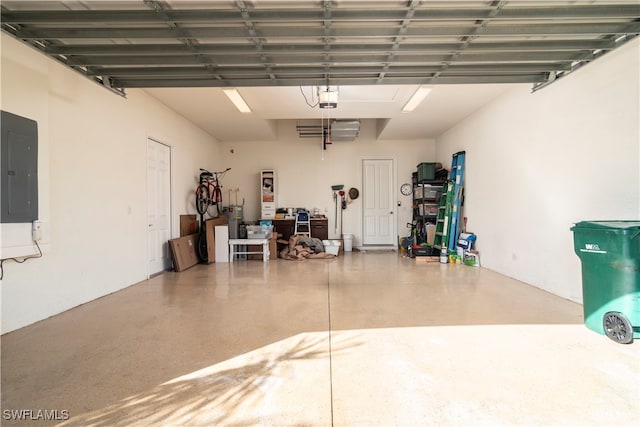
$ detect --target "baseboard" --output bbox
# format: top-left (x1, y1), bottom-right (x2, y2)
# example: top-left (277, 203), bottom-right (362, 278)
top-left (355, 245), bottom-right (397, 252)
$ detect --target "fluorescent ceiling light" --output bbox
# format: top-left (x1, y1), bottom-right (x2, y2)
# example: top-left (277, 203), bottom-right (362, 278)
top-left (223, 88), bottom-right (251, 113)
top-left (402, 87), bottom-right (432, 112)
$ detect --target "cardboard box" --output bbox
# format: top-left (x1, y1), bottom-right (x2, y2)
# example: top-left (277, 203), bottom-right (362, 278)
top-left (169, 234), bottom-right (199, 272)
top-left (414, 255), bottom-right (438, 263)
top-left (425, 224), bottom-right (436, 246)
top-left (180, 215), bottom-right (198, 236)
top-left (248, 232), bottom-right (278, 260)
top-left (205, 216), bottom-right (228, 263)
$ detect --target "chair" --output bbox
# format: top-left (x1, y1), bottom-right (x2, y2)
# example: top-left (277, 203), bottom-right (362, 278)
top-left (294, 211), bottom-right (311, 237)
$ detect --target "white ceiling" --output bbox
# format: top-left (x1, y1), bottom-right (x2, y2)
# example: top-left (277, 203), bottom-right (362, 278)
top-left (143, 83), bottom-right (521, 142)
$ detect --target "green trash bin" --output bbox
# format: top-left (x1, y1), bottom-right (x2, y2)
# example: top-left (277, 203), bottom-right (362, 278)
top-left (571, 221), bottom-right (640, 344)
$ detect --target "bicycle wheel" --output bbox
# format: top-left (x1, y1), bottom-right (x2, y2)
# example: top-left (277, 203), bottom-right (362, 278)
top-left (197, 231), bottom-right (208, 262)
top-left (209, 186), bottom-right (222, 217)
top-left (195, 184), bottom-right (209, 215)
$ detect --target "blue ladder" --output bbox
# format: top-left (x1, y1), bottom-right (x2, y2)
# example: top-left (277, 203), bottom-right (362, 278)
top-left (447, 151), bottom-right (465, 252)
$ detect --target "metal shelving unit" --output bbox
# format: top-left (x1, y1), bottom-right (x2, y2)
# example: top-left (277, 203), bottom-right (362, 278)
top-left (411, 171), bottom-right (445, 246)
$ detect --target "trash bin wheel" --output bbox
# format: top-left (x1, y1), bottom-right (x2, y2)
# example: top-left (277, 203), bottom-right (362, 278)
top-left (602, 312), bottom-right (634, 344)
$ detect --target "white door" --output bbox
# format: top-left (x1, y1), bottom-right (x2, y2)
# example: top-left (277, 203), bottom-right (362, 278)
top-left (362, 159), bottom-right (395, 245)
top-left (147, 139), bottom-right (172, 276)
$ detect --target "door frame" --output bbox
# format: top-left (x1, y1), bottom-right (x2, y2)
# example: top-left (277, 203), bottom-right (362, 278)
top-left (361, 157), bottom-right (397, 247)
top-left (146, 137), bottom-right (173, 278)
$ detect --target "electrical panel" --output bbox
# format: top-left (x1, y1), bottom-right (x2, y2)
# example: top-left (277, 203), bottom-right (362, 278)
top-left (1, 110), bottom-right (38, 223)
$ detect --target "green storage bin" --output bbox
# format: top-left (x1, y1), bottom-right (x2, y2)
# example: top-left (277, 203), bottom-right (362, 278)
top-left (417, 162), bottom-right (436, 181)
top-left (571, 220), bottom-right (640, 344)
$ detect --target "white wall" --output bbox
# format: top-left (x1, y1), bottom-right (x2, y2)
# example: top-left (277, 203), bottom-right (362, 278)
top-left (218, 119), bottom-right (436, 244)
top-left (436, 39), bottom-right (640, 303)
top-left (1, 34), bottom-right (222, 333)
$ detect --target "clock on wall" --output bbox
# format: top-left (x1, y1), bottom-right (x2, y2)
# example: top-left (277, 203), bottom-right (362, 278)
top-left (400, 183), bottom-right (412, 196)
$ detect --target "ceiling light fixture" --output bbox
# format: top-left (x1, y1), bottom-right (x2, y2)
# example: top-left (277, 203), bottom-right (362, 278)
top-left (402, 87), bottom-right (432, 112)
top-left (319, 87), bottom-right (338, 109)
top-left (223, 88), bottom-right (251, 113)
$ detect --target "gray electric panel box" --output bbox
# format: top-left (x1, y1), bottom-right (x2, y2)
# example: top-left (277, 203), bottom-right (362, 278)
top-left (1, 110), bottom-right (38, 223)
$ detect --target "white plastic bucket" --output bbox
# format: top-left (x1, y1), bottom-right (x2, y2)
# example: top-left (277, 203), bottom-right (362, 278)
top-left (322, 240), bottom-right (341, 256)
top-left (342, 234), bottom-right (353, 252)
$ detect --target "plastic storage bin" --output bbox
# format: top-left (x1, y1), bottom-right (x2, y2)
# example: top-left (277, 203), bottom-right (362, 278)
top-left (418, 203), bottom-right (438, 216)
top-left (571, 220), bottom-right (640, 344)
top-left (413, 186), bottom-right (423, 199)
top-left (417, 162), bottom-right (436, 181)
top-left (422, 185), bottom-right (440, 199)
top-left (246, 225), bottom-right (273, 239)
top-left (322, 240), bottom-right (341, 256)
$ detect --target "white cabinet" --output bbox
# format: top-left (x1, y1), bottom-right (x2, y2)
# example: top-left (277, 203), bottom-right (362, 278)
top-left (260, 170), bottom-right (276, 219)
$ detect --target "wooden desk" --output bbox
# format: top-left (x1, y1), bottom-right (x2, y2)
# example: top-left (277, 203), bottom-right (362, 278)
top-left (270, 218), bottom-right (329, 241)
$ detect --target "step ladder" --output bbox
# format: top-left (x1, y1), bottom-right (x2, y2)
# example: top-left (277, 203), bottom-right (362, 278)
top-left (434, 180), bottom-right (454, 252)
top-left (447, 151), bottom-right (466, 252)
top-left (294, 211), bottom-right (311, 237)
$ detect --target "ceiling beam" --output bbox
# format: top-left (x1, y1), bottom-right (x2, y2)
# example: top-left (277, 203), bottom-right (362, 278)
top-left (142, 0), bottom-right (223, 82)
top-left (376, 0), bottom-right (419, 82)
top-left (235, 0), bottom-right (276, 81)
top-left (3, 5), bottom-right (639, 24)
top-left (63, 51), bottom-right (589, 67)
top-left (112, 74), bottom-right (548, 88)
top-left (431, 0), bottom-right (506, 83)
top-left (86, 63), bottom-right (570, 78)
top-left (14, 22), bottom-right (640, 40)
top-left (43, 39), bottom-right (618, 56)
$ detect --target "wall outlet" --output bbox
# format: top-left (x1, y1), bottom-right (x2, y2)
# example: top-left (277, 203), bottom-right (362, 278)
top-left (32, 220), bottom-right (42, 241)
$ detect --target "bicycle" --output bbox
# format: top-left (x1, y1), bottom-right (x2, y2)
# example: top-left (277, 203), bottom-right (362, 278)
top-left (195, 167), bottom-right (230, 217)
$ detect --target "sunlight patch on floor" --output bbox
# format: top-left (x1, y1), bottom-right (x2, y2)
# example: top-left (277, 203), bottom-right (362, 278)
top-left (58, 324), bottom-right (639, 427)
top-left (58, 332), bottom-right (339, 426)
top-left (331, 324), bottom-right (640, 427)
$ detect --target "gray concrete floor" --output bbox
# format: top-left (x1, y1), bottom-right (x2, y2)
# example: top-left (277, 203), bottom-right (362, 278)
top-left (2, 252), bottom-right (639, 426)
